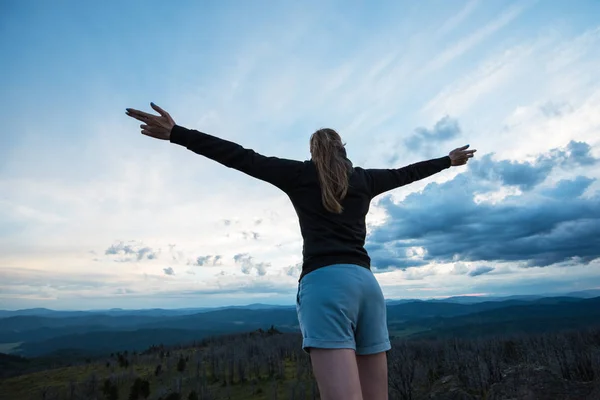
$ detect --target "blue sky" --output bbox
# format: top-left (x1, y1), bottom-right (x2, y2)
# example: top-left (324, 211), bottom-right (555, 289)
top-left (1, 0), bottom-right (600, 310)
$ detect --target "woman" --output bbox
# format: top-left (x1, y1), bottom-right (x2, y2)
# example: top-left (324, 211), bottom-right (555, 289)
top-left (126, 103), bottom-right (476, 400)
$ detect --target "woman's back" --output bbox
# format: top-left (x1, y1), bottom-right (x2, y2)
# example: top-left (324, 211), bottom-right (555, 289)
top-left (287, 161), bottom-right (375, 280)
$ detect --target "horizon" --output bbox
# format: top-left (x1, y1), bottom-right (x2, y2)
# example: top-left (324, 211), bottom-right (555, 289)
top-left (2, 287), bottom-right (600, 312)
top-left (2, 0), bottom-right (600, 310)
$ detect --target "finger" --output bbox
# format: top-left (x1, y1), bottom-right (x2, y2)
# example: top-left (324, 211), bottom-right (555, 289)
top-left (126, 108), bottom-right (157, 121)
top-left (455, 149), bottom-right (477, 157)
top-left (127, 112), bottom-right (157, 124)
top-left (457, 144), bottom-right (470, 151)
top-left (141, 124), bottom-right (162, 132)
top-left (141, 129), bottom-right (165, 139)
top-left (150, 102), bottom-right (170, 118)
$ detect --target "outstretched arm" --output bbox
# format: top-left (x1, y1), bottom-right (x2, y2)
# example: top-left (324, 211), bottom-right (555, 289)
top-left (365, 145), bottom-right (476, 197)
top-left (126, 103), bottom-right (303, 192)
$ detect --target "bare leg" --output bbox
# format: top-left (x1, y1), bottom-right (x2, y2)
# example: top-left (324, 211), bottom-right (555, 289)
top-left (309, 348), bottom-right (363, 400)
top-left (356, 351), bottom-right (388, 400)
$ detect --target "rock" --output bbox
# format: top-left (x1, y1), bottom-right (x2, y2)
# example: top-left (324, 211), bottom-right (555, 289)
top-left (487, 364), bottom-right (595, 400)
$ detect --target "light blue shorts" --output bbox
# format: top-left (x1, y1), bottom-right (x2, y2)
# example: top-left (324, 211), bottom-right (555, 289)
top-left (296, 264), bottom-right (391, 355)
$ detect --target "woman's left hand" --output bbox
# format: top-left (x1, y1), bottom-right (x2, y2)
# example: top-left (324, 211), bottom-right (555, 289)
top-left (126, 102), bottom-right (176, 140)
top-left (449, 144), bottom-right (477, 166)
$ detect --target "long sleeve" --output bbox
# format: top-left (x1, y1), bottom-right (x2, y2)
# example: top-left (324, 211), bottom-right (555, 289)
top-left (170, 125), bottom-right (304, 192)
top-left (365, 156), bottom-right (451, 197)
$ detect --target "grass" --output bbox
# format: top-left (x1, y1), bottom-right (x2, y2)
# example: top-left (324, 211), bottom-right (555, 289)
top-left (0, 349), bottom-right (318, 400)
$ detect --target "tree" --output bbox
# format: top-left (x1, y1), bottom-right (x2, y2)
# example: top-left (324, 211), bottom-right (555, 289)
top-left (102, 379), bottom-right (119, 400)
top-left (177, 356), bottom-right (186, 373)
top-left (129, 378), bottom-right (150, 400)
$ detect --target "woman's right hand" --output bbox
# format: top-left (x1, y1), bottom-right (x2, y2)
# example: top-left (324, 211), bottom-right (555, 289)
top-left (449, 144), bottom-right (477, 166)
top-left (125, 102), bottom-right (176, 140)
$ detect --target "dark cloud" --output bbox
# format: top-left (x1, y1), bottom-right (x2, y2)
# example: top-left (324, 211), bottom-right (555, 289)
top-left (402, 116), bottom-right (461, 159)
top-left (190, 255), bottom-right (223, 266)
top-left (468, 266), bottom-right (495, 277)
top-left (233, 253), bottom-right (270, 276)
top-left (470, 154), bottom-right (552, 191)
top-left (541, 176), bottom-right (595, 199)
top-left (470, 140), bottom-right (597, 191)
top-left (163, 267), bottom-right (175, 276)
top-left (562, 140), bottom-right (597, 166)
top-left (104, 241), bottom-right (159, 261)
top-left (366, 141), bottom-right (600, 271)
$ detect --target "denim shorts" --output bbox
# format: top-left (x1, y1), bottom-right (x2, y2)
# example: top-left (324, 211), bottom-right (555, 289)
top-left (296, 264), bottom-right (391, 355)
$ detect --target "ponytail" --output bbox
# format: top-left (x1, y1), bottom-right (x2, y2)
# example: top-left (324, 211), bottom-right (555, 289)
top-left (310, 128), bottom-right (353, 214)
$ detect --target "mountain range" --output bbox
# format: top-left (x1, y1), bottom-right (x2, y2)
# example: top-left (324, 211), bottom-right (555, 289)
top-left (1, 290), bottom-right (599, 358)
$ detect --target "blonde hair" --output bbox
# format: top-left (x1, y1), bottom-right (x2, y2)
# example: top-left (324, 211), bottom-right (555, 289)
top-left (309, 128), bottom-right (352, 214)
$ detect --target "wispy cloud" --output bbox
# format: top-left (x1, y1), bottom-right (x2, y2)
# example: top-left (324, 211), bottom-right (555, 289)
top-left (423, 2), bottom-right (528, 74)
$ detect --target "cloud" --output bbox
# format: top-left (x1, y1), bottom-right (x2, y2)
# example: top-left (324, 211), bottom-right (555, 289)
top-left (114, 288), bottom-right (136, 295)
top-left (241, 231), bottom-right (260, 240)
top-left (284, 263), bottom-right (302, 277)
top-left (163, 267), bottom-right (175, 276)
top-left (233, 253), bottom-right (270, 276)
top-left (470, 153), bottom-right (552, 191)
top-left (539, 101), bottom-right (573, 118)
top-left (468, 266), bottom-right (495, 277)
top-left (190, 255), bottom-right (223, 266)
top-left (422, 2), bottom-right (526, 74)
top-left (470, 140), bottom-right (598, 191)
top-left (404, 116), bottom-right (461, 154)
top-left (541, 176), bottom-right (595, 199)
top-left (367, 141), bottom-right (600, 271)
top-left (451, 263), bottom-right (469, 275)
top-left (104, 241), bottom-right (159, 262)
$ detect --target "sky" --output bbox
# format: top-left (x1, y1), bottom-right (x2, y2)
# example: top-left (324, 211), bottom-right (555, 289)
top-left (1, 0), bottom-right (600, 310)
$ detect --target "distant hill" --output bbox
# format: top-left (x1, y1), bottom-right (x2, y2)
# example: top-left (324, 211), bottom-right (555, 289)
top-left (2, 296), bottom-right (600, 357)
top-left (0, 303), bottom-right (294, 319)
top-left (17, 329), bottom-right (215, 357)
top-left (391, 296), bottom-right (600, 340)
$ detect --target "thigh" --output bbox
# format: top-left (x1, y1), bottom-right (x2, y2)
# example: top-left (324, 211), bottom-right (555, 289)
top-left (356, 351), bottom-right (388, 400)
top-left (310, 348), bottom-right (363, 400)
